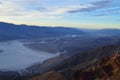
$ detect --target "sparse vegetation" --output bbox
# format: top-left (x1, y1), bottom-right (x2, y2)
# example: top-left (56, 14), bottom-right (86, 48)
top-left (113, 69), bottom-right (120, 76)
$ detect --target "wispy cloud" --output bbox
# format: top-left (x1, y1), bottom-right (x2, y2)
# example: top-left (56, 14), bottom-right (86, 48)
top-left (92, 7), bottom-right (120, 16)
top-left (0, 0), bottom-right (120, 28)
top-left (0, 0), bottom-right (119, 18)
top-left (68, 0), bottom-right (112, 13)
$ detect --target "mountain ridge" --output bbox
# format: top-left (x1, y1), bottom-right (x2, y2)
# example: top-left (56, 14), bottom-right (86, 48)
top-left (0, 22), bottom-right (85, 41)
top-left (28, 45), bottom-right (120, 80)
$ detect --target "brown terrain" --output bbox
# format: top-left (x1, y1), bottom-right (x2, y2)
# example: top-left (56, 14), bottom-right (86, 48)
top-left (29, 71), bottom-right (67, 80)
top-left (74, 51), bottom-right (120, 80)
top-left (28, 47), bottom-right (120, 80)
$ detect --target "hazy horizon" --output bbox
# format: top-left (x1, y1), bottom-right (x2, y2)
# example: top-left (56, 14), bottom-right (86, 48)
top-left (1, 21), bottom-right (120, 30)
top-left (0, 0), bottom-right (120, 29)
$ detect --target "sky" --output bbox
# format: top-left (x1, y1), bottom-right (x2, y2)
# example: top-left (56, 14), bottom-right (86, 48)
top-left (0, 0), bottom-right (120, 29)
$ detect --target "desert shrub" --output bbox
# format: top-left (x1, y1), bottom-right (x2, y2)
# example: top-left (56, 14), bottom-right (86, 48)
top-left (94, 78), bottom-right (100, 80)
top-left (113, 69), bottom-right (120, 76)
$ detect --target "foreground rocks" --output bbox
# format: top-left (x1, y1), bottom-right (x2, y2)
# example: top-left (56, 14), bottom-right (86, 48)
top-left (74, 51), bottom-right (120, 80)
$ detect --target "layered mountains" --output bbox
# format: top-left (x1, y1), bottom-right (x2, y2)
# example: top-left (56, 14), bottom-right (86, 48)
top-left (0, 22), bottom-right (84, 41)
top-left (0, 22), bottom-right (120, 80)
top-left (0, 22), bottom-right (120, 41)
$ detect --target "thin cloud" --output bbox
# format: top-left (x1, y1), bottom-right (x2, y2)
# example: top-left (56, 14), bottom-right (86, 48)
top-left (68, 0), bottom-right (112, 13)
top-left (0, 0), bottom-right (119, 19)
top-left (92, 7), bottom-right (120, 16)
top-left (93, 10), bottom-right (120, 16)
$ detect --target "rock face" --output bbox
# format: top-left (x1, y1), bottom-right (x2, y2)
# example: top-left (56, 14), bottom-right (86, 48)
top-left (74, 50), bottom-right (120, 80)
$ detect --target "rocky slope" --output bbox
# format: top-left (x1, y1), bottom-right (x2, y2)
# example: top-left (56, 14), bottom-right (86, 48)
top-left (74, 50), bottom-right (120, 80)
top-left (28, 45), bottom-right (120, 80)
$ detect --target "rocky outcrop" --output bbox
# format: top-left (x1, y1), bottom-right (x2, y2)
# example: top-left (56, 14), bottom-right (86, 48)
top-left (74, 50), bottom-right (120, 80)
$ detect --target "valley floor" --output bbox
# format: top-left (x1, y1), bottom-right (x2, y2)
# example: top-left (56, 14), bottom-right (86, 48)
top-left (0, 41), bottom-right (59, 70)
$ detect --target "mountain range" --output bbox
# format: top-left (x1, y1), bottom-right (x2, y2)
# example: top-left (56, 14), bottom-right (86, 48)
top-left (0, 22), bottom-right (120, 80)
top-left (0, 22), bottom-right (84, 41)
top-left (0, 22), bottom-right (120, 41)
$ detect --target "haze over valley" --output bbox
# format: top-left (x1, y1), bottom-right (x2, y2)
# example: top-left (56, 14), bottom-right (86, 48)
top-left (0, 22), bottom-right (120, 72)
top-left (0, 0), bottom-right (120, 80)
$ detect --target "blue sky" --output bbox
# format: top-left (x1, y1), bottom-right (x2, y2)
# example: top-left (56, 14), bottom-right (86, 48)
top-left (0, 0), bottom-right (120, 29)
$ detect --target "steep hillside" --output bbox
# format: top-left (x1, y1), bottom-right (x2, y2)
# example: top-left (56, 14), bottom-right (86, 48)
top-left (53, 45), bottom-right (118, 71)
top-left (27, 46), bottom-right (120, 80)
top-left (24, 45), bottom-right (120, 78)
top-left (74, 50), bottom-right (120, 80)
